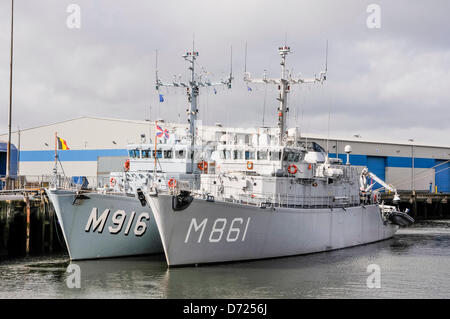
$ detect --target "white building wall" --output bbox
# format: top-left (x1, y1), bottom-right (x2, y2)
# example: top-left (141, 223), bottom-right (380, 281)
top-left (18, 162), bottom-right (98, 179)
top-left (386, 167), bottom-right (435, 192)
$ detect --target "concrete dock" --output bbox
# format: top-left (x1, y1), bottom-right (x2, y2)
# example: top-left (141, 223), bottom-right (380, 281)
top-left (0, 189), bottom-right (66, 259)
top-left (381, 191), bottom-right (450, 220)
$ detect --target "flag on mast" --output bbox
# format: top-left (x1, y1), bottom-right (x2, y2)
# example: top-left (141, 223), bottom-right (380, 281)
top-left (57, 136), bottom-right (70, 150)
top-left (156, 125), bottom-right (169, 139)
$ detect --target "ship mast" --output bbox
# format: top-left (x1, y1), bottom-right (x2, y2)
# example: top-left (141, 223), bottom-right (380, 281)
top-left (184, 49), bottom-right (199, 152)
top-left (244, 45), bottom-right (327, 144)
top-left (156, 47), bottom-right (233, 172)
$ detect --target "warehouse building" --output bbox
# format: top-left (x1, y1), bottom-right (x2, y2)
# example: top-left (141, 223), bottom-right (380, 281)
top-left (0, 142), bottom-right (18, 177)
top-left (1, 116), bottom-right (449, 192)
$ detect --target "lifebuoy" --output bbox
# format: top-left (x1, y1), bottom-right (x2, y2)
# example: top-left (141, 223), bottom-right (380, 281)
top-left (197, 161), bottom-right (208, 171)
top-left (288, 164), bottom-right (298, 174)
top-left (247, 161), bottom-right (253, 170)
top-left (124, 159), bottom-right (130, 172)
top-left (110, 177), bottom-right (116, 187)
top-left (168, 178), bottom-right (177, 188)
top-left (308, 164), bottom-right (312, 170)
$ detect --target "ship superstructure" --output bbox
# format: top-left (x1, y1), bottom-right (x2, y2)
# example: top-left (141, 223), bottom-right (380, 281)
top-left (145, 45), bottom-right (412, 267)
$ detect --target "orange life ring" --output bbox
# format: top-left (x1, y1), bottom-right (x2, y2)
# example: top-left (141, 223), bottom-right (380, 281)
top-left (288, 164), bottom-right (298, 174)
top-left (168, 178), bottom-right (177, 188)
top-left (247, 161), bottom-right (253, 170)
top-left (124, 159), bottom-right (130, 172)
top-left (308, 164), bottom-right (312, 170)
top-left (197, 161), bottom-right (208, 171)
top-left (110, 177), bottom-right (116, 187)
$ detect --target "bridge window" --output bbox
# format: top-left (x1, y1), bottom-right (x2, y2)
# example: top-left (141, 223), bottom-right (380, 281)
top-left (245, 151), bottom-right (255, 160)
top-left (142, 150), bottom-right (151, 158)
top-left (312, 142), bottom-right (326, 153)
top-left (220, 150), bottom-right (232, 160)
top-left (302, 142), bottom-right (326, 153)
top-left (128, 149), bottom-right (140, 158)
top-left (257, 151), bottom-right (268, 160)
top-left (233, 150), bottom-right (243, 160)
top-left (283, 152), bottom-right (300, 162)
top-left (152, 150), bottom-right (162, 158)
top-left (270, 151), bottom-right (281, 161)
top-left (164, 150), bottom-right (172, 159)
top-left (176, 150), bottom-right (185, 159)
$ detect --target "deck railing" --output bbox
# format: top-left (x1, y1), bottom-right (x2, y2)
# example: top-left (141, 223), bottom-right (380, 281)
top-left (0, 175), bottom-right (114, 191)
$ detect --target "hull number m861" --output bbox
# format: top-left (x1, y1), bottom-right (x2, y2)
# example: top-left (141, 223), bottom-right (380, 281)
top-left (184, 217), bottom-right (251, 243)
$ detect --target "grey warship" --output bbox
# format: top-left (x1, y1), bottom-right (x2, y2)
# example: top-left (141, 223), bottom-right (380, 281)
top-left (46, 48), bottom-right (232, 260)
top-left (146, 45), bottom-right (412, 267)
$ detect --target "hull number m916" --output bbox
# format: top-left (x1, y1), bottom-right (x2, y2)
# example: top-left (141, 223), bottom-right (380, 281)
top-left (85, 208), bottom-right (150, 236)
top-left (184, 217), bottom-right (251, 243)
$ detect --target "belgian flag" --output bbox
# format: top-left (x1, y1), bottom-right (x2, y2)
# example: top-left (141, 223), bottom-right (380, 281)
top-left (57, 136), bottom-right (70, 150)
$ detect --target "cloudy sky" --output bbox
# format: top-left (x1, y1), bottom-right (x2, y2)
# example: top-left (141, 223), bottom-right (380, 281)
top-left (0, 0), bottom-right (449, 146)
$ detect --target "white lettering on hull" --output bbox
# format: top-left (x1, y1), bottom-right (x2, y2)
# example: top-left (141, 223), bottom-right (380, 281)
top-left (85, 208), bottom-right (150, 236)
top-left (185, 217), bottom-right (251, 243)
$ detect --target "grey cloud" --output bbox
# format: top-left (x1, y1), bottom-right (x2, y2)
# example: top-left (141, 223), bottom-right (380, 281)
top-left (1, 0), bottom-right (449, 146)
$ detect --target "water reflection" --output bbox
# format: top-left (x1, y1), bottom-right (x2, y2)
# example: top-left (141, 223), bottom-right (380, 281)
top-left (1, 224), bottom-right (449, 298)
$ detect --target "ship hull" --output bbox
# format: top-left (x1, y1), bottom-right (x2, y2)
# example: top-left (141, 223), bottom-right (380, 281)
top-left (47, 189), bottom-right (163, 260)
top-left (147, 194), bottom-right (398, 266)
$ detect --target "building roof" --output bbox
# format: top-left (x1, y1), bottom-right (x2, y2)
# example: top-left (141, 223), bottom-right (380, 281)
top-left (0, 142), bottom-right (18, 152)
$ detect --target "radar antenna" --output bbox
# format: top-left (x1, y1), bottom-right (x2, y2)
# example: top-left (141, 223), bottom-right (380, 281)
top-left (244, 43), bottom-right (327, 144)
top-left (155, 46), bottom-right (233, 172)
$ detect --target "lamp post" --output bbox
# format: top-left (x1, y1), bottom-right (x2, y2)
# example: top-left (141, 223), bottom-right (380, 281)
top-left (409, 138), bottom-right (415, 193)
top-left (5, 0), bottom-right (14, 189)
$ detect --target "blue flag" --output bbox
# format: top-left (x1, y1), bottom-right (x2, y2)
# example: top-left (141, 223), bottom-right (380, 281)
top-left (159, 94), bottom-right (164, 102)
top-left (247, 86), bottom-right (252, 92)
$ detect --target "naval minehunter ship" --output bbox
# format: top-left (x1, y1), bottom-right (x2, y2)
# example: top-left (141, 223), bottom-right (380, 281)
top-left (46, 48), bottom-right (232, 260)
top-left (145, 45), bottom-right (414, 267)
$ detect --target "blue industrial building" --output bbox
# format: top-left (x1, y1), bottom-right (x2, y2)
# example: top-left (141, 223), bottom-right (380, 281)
top-left (328, 152), bottom-right (449, 192)
top-left (0, 142), bottom-right (19, 189)
top-left (0, 117), bottom-right (449, 193)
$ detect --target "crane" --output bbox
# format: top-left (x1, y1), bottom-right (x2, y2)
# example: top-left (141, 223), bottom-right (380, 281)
top-left (360, 167), bottom-right (400, 203)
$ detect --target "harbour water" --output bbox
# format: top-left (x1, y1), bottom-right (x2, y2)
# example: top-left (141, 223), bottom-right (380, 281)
top-left (0, 221), bottom-right (449, 299)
